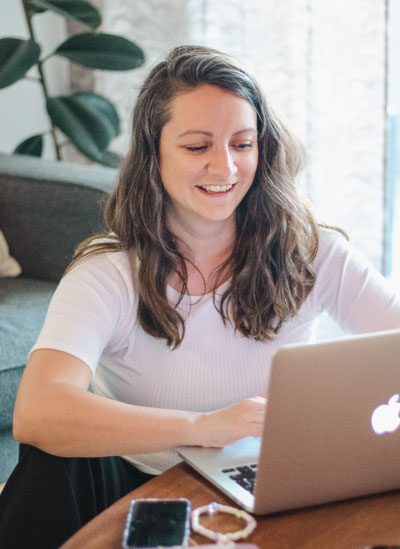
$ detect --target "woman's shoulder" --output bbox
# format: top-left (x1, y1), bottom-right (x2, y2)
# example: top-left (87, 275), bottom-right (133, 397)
top-left (313, 224), bottom-right (377, 278)
top-left (69, 247), bottom-right (132, 274)
top-left (318, 225), bottom-right (349, 251)
top-left (65, 247), bottom-right (138, 299)
top-left (313, 225), bottom-right (351, 269)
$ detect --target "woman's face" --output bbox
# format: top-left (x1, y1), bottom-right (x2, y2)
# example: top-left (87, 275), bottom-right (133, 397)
top-left (159, 84), bottom-right (258, 228)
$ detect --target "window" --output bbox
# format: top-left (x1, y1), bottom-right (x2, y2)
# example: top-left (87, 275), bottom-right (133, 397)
top-left (386, 0), bottom-right (400, 291)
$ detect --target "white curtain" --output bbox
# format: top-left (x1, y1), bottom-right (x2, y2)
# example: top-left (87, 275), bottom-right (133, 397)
top-left (96, 0), bottom-right (386, 270)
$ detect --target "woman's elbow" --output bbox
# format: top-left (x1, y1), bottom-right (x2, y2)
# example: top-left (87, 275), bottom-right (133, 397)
top-left (13, 399), bottom-right (41, 446)
top-left (12, 418), bottom-right (29, 445)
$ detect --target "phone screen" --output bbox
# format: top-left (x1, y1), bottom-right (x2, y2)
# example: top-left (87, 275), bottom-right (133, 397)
top-left (124, 499), bottom-right (191, 547)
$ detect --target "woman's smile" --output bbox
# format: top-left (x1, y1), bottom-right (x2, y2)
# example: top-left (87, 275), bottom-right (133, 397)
top-left (196, 183), bottom-right (236, 194)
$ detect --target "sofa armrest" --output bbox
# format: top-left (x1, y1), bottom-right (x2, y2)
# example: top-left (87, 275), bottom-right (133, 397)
top-left (0, 154), bottom-right (118, 280)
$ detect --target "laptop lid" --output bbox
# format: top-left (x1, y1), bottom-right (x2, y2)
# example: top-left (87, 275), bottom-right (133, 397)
top-left (179, 329), bottom-right (400, 515)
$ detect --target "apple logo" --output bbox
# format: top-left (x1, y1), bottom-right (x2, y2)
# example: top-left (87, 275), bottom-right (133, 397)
top-left (371, 394), bottom-right (400, 435)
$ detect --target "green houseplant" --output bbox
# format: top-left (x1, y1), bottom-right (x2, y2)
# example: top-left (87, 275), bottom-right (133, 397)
top-left (0, 0), bottom-right (145, 166)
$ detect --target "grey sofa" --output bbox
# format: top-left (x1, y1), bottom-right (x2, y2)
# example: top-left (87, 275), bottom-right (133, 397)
top-left (0, 153), bottom-right (117, 482)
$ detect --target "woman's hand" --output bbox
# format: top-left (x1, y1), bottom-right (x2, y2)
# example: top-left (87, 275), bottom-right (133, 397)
top-left (193, 395), bottom-right (267, 448)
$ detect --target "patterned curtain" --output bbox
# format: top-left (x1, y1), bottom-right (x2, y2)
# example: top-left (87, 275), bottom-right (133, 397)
top-left (93, 0), bottom-right (386, 271)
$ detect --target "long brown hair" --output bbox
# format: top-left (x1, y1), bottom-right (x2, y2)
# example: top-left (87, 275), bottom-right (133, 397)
top-left (67, 45), bottom-right (320, 348)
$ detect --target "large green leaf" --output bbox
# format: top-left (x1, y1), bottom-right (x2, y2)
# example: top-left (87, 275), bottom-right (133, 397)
top-left (46, 92), bottom-right (120, 163)
top-left (29, 0), bottom-right (101, 29)
top-left (73, 91), bottom-right (119, 135)
top-left (14, 134), bottom-right (44, 157)
top-left (0, 38), bottom-right (41, 89)
top-left (55, 33), bottom-right (145, 70)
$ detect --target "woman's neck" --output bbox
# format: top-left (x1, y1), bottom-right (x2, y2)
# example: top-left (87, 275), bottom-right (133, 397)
top-left (167, 214), bottom-right (235, 295)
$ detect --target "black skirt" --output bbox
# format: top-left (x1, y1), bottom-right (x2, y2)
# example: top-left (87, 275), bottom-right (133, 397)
top-left (0, 444), bottom-right (154, 549)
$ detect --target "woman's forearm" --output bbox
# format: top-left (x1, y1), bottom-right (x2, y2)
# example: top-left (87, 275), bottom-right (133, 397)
top-left (14, 381), bottom-right (201, 457)
top-left (14, 380), bottom-right (266, 457)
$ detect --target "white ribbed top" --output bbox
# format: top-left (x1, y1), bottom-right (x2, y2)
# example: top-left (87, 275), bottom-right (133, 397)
top-left (31, 228), bottom-right (400, 474)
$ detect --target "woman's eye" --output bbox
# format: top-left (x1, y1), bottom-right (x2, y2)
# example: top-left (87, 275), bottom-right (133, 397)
top-left (234, 142), bottom-right (253, 149)
top-left (185, 146), bottom-right (207, 152)
top-left (184, 142), bottom-right (254, 152)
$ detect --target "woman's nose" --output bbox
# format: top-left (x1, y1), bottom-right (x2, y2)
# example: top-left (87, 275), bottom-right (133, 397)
top-left (207, 147), bottom-right (238, 178)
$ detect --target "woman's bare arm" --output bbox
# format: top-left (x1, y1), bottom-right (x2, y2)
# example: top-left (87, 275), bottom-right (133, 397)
top-left (13, 349), bottom-right (266, 457)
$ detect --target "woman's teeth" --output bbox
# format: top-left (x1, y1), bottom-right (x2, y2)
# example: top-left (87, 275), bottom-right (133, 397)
top-left (198, 184), bottom-right (233, 193)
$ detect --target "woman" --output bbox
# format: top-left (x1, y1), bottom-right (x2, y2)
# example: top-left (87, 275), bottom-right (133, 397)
top-left (1, 45), bottom-right (399, 548)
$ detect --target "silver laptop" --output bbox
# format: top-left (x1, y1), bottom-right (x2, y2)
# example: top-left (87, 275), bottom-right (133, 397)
top-left (178, 329), bottom-right (400, 514)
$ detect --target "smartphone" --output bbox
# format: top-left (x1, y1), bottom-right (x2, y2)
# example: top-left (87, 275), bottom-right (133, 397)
top-left (122, 498), bottom-right (191, 548)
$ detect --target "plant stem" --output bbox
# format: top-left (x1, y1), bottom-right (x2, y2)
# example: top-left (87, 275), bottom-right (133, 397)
top-left (39, 52), bottom-right (56, 64)
top-left (58, 140), bottom-right (70, 148)
top-left (21, 0), bottom-right (62, 160)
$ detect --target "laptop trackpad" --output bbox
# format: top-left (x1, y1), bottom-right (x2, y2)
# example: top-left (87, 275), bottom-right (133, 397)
top-left (178, 436), bottom-right (261, 469)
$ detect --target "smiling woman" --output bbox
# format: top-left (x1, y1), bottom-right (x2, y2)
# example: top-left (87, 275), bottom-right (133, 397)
top-left (0, 45), bottom-right (399, 549)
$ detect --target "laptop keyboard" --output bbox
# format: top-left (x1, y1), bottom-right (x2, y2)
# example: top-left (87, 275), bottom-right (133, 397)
top-left (221, 463), bottom-right (258, 494)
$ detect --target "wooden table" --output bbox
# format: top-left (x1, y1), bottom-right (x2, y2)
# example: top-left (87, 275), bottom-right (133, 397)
top-left (61, 462), bottom-right (400, 548)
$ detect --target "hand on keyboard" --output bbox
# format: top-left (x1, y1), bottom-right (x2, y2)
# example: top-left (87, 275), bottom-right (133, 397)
top-left (194, 395), bottom-right (267, 448)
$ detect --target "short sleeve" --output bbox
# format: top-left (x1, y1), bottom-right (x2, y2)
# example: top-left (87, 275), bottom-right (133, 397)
top-left (311, 228), bottom-right (400, 334)
top-left (30, 251), bottom-right (132, 374)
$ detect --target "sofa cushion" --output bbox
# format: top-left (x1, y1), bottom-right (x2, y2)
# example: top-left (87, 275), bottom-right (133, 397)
top-left (0, 153), bottom-right (116, 281)
top-left (0, 277), bottom-right (57, 428)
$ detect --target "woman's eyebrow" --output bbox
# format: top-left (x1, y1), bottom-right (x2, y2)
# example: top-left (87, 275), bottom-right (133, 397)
top-left (178, 128), bottom-right (257, 138)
